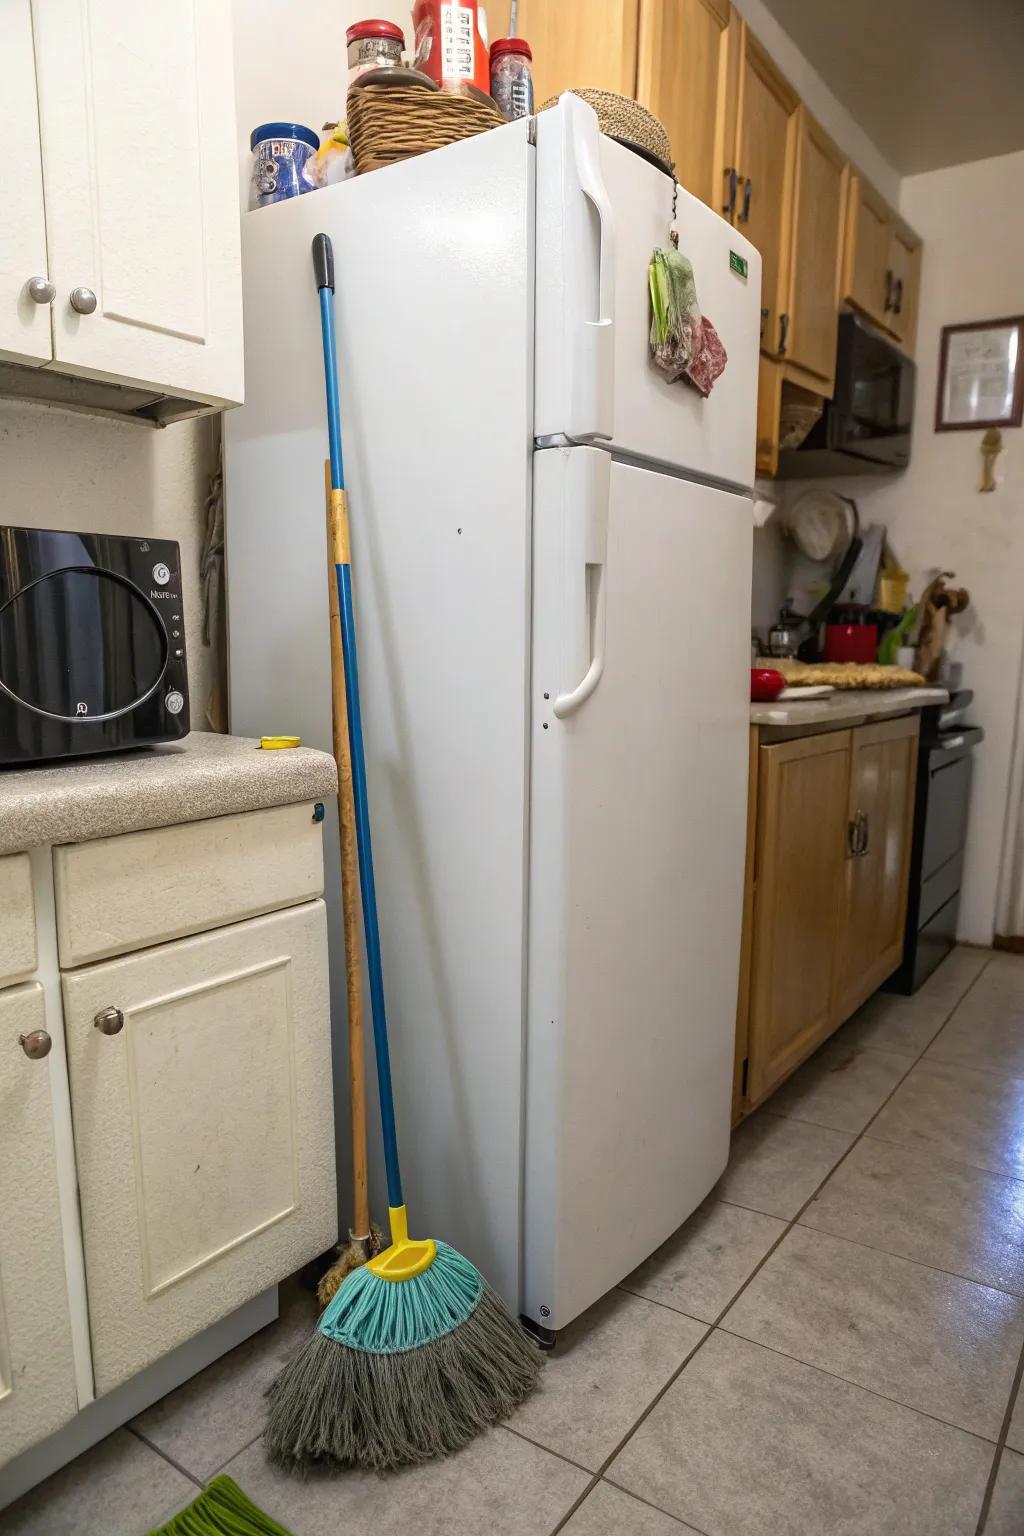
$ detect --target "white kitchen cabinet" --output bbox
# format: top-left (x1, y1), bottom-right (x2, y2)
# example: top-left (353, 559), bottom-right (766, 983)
top-left (62, 901), bottom-right (336, 1394)
top-left (0, 985), bottom-right (79, 1466)
top-left (0, 1), bottom-right (52, 367)
top-left (1, 0), bottom-right (242, 414)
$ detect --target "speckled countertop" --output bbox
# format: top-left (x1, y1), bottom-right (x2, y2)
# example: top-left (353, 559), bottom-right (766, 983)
top-left (0, 732), bottom-right (338, 856)
top-left (751, 686), bottom-right (949, 729)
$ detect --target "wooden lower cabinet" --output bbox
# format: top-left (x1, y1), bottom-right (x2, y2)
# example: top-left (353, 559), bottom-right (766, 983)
top-left (833, 717), bottom-right (919, 1022)
top-left (736, 715), bottom-right (920, 1117)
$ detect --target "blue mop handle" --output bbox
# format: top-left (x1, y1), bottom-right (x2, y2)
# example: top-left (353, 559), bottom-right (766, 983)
top-left (313, 234), bottom-right (403, 1213)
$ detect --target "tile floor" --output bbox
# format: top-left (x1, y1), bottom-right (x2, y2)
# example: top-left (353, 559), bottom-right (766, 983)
top-left (5, 944), bottom-right (1024, 1535)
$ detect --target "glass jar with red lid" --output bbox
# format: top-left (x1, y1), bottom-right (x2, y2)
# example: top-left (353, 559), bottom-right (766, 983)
top-left (346, 19), bottom-right (405, 87)
top-left (490, 37), bottom-right (534, 119)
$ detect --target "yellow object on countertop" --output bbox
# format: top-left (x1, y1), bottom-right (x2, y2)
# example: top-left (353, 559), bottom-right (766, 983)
top-left (260, 735), bottom-right (301, 749)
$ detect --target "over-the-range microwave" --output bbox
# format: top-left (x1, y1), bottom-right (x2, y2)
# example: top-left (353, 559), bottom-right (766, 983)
top-left (777, 312), bottom-right (916, 478)
top-left (0, 526), bottom-right (189, 766)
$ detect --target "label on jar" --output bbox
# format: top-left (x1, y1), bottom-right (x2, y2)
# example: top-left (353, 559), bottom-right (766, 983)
top-left (440, 3), bottom-right (474, 80)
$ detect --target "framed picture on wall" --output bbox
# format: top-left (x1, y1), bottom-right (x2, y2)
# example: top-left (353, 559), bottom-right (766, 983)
top-left (935, 315), bottom-right (1024, 431)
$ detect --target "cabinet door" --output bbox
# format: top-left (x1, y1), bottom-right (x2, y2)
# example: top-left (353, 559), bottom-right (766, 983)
top-left (62, 902), bottom-right (336, 1395)
top-left (0, 0), bottom-right (53, 367)
top-left (636, 0), bottom-right (735, 210)
top-left (843, 171), bottom-right (893, 329)
top-left (748, 731), bottom-right (851, 1103)
top-left (31, 0), bottom-right (242, 405)
top-left (781, 108), bottom-right (845, 384)
top-left (733, 25), bottom-right (798, 356)
top-left (887, 222), bottom-right (922, 352)
top-left (834, 717), bottom-right (919, 1021)
top-left (486, 0), bottom-right (639, 104)
top-left (0, 985), bottom-right (78, 1466)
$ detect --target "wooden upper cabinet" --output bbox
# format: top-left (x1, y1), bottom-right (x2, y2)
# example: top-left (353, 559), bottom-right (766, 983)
top-left (843, 171), bottom-right (893, 329)
top-left (731, 24), bottom-right (799, 356)
top-left (833, 717), bottom-right (919, 1023)
top-left (487, 0), bottom-right (639, 103)
top-left (887, 220), bottom-right (922, 351)
top-left (778, 108), bottom-right (845, 384)
top-left (747, 730), bottom-right (851, 1104)
top-left (636, 0), bottom-right (735, 209)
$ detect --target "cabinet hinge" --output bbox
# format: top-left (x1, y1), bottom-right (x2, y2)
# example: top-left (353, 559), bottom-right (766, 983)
top-left (740, 1057), bottom-right (749, 1097)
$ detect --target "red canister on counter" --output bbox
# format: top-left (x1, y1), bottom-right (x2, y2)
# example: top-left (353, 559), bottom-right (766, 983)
top-left (412, 0), bottom-right (490, 95)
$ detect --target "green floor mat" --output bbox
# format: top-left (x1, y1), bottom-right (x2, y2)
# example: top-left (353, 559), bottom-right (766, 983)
top-left (145, 1474), bottom-right (294, 1536)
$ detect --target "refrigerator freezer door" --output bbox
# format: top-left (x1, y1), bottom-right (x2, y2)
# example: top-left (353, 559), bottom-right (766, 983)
top-left (525, 446), bottom-right (751, 1329)
top-left (536, 98), bottom-right (762, 490)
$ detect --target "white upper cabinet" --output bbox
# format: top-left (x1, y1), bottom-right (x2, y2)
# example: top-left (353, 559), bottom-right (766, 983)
top-left (24, 0), bottom-right (243, 408)
top-left (0, 1), bottom-right (53, 367)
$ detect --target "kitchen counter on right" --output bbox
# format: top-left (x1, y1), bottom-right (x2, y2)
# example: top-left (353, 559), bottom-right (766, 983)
top-left (751, 686), bottom-right (948, 733)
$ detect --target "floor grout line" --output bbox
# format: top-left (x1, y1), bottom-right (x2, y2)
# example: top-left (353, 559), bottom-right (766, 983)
top-left (125, 1425), bottom-right (205, 1490)
top-left (974, 1331), bottom-right (1024, 1535)
top-left (546, 955), bottom-right (1005, 1535)
top-left (206, 1428), bottom-right (266, 1482)
top-left (795, 1211), bottom-right (1024, 1297)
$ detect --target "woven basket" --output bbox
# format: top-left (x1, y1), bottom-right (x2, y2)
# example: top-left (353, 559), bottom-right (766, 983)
top-left (540, 88), bottom-right (673, 170)
top-left (347, 84), bottom-right (506, 174)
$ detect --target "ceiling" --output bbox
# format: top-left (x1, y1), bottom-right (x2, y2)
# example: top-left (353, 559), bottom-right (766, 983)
top-left (756, 0), bottom-right (1024, 175)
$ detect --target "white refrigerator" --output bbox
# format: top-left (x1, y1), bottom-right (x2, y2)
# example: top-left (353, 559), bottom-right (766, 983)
top-left (225, 95), bottom-right (760, 1333)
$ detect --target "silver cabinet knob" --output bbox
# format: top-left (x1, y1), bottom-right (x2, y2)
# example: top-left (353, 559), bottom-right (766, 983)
top-left (27, 275), bottom-right (56, 305)
top-left (94, 1006), bottom-right (124, 1035)
top-left (20, 1030), bottom-right (52, 1060)
top-left (70, 286), bottom-right (97, 315)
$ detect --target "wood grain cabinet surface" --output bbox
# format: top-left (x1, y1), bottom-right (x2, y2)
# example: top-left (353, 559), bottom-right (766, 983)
top-left (636, 0), bottom-right (734, 210)
top-left (778, 108), bottom-right (846, 385)
top-left (842, 171), bottom-right (922, 353)
top-left (736, 716), bottom-right (920, 1118)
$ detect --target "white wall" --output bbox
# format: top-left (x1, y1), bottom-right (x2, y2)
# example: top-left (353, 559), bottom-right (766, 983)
top-left (0, 402), bottom-right (219, 718)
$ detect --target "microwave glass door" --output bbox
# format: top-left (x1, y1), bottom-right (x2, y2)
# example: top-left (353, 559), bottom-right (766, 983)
top-left (843, 321), bottom-right (915, 453)
top-left (0, 568), bottom-right (167, 722)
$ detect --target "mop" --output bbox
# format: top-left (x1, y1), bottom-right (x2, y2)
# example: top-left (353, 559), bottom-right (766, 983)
top-left (263, 234), bottom-right (541, 1473)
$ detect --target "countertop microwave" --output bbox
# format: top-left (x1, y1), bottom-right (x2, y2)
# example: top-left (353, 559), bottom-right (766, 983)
top-left (0, 526), bottom-right (189, 766)
top-left (777, 313), bottom-right (916, 478)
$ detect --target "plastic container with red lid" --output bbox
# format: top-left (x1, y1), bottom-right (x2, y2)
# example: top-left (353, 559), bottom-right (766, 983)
top-left (346, 19), bottom-right (405, 86)
top-left (490, 37), bottom-right (534, 120)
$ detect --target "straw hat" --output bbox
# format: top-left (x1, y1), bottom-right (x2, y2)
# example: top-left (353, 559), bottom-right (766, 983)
top-left (539, 88), bottom-right (673, 174)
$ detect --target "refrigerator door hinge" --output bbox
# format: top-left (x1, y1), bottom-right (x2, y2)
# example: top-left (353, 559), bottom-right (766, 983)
top-left (527, 115), bottom-right (537, 146)
top-left (740, 1057), bottom-right (749, 1098)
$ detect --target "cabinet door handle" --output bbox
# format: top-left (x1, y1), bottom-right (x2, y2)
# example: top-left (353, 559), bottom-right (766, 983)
top-left (847, 811), bottom-right (865, 860)
top-left (883, 268), bottom-right (893, 311)
top-left (94, 1006), bottom-right (124, 1035)
top-left (778, 313), bottom-right (789, 356)
top-left (861, 811), bottom-right (870, 854)
top-left (26, 276), bottom-right (55, 305)
top-left (740, 178), bottom-right (752, 222)
top-left (70, 285), bottom-right (97, 315)
top-left (19, 1030), bottom-right (52, 1060)
top-left (893, 278), bottom-right (903, 315)
top-left (723, 167), bottom-right (738, 219)
top-left (759, 305), bottom-right (770, 340)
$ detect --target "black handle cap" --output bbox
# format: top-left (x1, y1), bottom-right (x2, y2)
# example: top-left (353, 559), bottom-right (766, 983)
top-left (312, 234), bottom-right (334, 293)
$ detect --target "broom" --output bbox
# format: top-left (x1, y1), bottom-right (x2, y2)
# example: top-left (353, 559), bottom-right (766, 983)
top-left (146, 1474), bottom-right (293, 1535)
top-left (264, 234), bottom-right (541, 1473)
top-left (316, 459), bottom-right (383, 1307)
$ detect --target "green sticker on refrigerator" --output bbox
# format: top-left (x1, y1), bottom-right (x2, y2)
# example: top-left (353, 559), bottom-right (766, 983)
top-left (729, 251), bottom-right (749, 279)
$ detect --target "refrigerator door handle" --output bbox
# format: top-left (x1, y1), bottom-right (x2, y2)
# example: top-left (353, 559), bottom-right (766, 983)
top-left (553, 450), bottom-right (609, 719)
top-left (564, 96), bottom-right (616, 443)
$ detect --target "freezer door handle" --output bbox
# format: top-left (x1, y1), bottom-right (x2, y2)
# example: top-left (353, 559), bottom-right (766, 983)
top-left (553, 450), bottom-right (609, 719)
top-left (564, 95), bottom-right (615, 443)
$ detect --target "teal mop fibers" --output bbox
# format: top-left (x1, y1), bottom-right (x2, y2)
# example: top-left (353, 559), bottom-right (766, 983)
top-left (145, 1475), bottom-right (293, 1536)
top-left (264, 233), bottom-right (541, 1474)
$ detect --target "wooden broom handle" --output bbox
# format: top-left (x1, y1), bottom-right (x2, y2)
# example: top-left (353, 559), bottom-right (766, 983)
top-left (325, 464), bottom-right (369, 1239)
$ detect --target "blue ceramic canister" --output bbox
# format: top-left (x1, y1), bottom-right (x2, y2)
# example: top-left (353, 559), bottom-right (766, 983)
top-left (250, 122), bottom-right (319, 208)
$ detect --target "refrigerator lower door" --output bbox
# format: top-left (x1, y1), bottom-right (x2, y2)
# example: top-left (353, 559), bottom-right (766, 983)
top-left (524, 446), bottom-right (751, 1330)
top-left (535, 96), bottom-right (761, 489)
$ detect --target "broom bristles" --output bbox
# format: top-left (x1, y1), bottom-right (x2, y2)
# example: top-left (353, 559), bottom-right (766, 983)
top-left (265, 1246), bottom-right (542, 1472)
